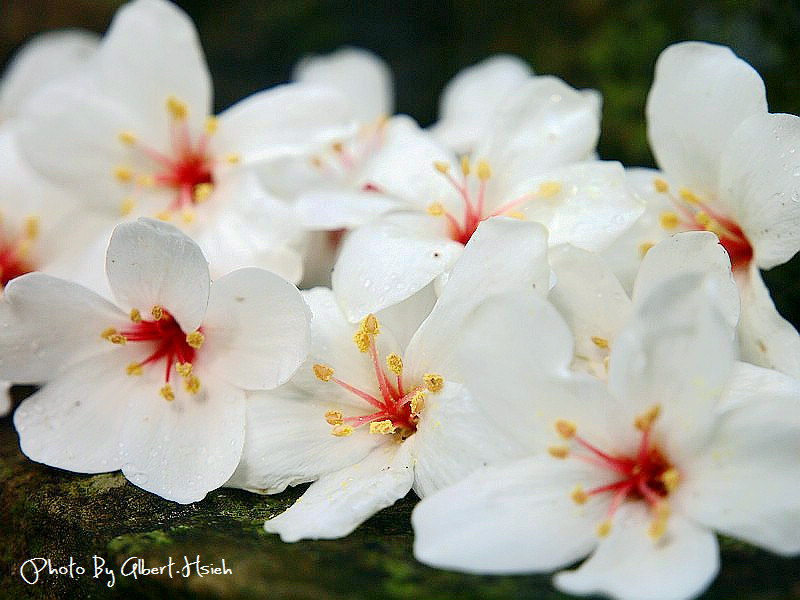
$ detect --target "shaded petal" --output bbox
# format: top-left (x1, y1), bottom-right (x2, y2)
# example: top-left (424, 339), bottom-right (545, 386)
top-left (202, 268), bottom-right (310, 390)
top-left (429, 54), bottom-right (533, 154)
top-left (332, 212), bottom-right (462, 321)
top-left (719, 112), bottom-right (800, 269)
top-left (264, 441), bottom-right (414, 541)
top-left (106, 218), bottom-right (210, 331)
top-left (735, 263), bottom-right (800, 377)
top-left (680, 365), bottom-right (800, 555)
top-left (646, 41), bottom-right (767, 198)
top-left (555, 504), bottom-right (719, 600)
top-left (226, 388), bottom-right (383, 494)
top-left (293, 47), bottom-right (393, 121)
top-left (13, 354), bottom-right (130, 473)
top-left (633, 231), bottom-right (739, 329)
top-left (0, 273), bottom-right (125, 382)
top-left (295, 188), bottom-right (406, 230)
top-left (413, 456), bottom-right (605, 573)
top-left (119, 375), bottom-right (245, 503)
top-left (411, 382), bottom-right (522, 498)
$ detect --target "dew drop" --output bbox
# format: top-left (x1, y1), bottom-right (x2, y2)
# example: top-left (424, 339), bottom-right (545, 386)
top-left (793, 166), bottom-right (800, 177)
top-left (791, 191), bottom-right (800, 203)
top-left (790, 147), bottom-right (797, 154)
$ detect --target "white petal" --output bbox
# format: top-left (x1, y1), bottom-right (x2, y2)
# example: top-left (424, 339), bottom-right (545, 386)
top-left (514, 161), bottom-right (644, 252)
top-left (681, 366), bottom-right (800, 555)
top-left (633, 231), bottom-right (739, 329)
top-left (105, 218), bottom-right (210, 331)
top-left (555, 504), bottom-right (719, 600)
top-left (608, 272), bottom-right (735, 455)
top-left (0, 273), bottom-right (125, 382)
top-left (202, 268), bottom-right (310, 390)
top-left (0, 29), bottom-right (99, 119)
top-left (646, 41), bottom-right (767, 198)
top-left (429, 54), bottom-right (533, 154)
top-left (217, 83), bottom-right (356, 161)
top-left (404, 217), bottom-right (551, 381)
top-left (411, 382), bottom-right (522, 498)
top-left (295, 188), bottom-right (406, 230)
top-left (264, 441), bottom-right (414, 541)
top-left (735, 263), bottom-right (800, 377)
top-left (96, 0), bottom-right (212, 131)
top-left (474, 77), bottom-right (601, 189)
top-left (226, 388), bottom-right (382, 493)
top-left (332, 212), bottom-right (462, 321)
top-left (373, 283), bottom-right (437, 352)
top-left (719, 112), bottom-right (800, 269)
top-left (119, 375), bottom-right (245, 504)
top-left (293, 47), bottom-right (393, 121)
top-left (413, 456), bottom-right (605, 573)
top-left (13, 354), bottom-right (130, 473)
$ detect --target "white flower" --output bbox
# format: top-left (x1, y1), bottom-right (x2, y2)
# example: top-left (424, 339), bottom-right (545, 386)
top-left (412, 268), bottom-right (800, 600)
top-left (227, 217), bottom-right (552, 540)
top-left (16, 0), bottom-right (355, 283)
top-left (0, 218), bottom-right (310, 503)
top-left (604, 41), bottom-right (800, 377)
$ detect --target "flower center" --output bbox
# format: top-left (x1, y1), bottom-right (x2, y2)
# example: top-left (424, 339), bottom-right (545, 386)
top-left (313, 313), bottom-right (443, 439)
top-left (113, 95), bottom-right (240, 223)
top-left (654, 178), bottom-right (753, 270)
top-left (101, 305), bottom-right (205, 401)
top-left (310, 115), bottom-right (388, 182)
top-left (425, 158), bottom-right (558, 245)
top-left (548, 404), bottom-right (679, 539)
top-left (0, 215), bottom-right (39, 289)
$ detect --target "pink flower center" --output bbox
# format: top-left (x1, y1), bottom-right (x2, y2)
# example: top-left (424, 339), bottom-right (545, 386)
top-left (102, 305), bottom-right (205, 401)
top-left (313, 314), bottom-right (443, 439)
top-left (0, 216), bottom-right (38, 289)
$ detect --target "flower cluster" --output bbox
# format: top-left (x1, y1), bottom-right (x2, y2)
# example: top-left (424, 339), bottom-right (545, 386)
top-left (0, 2), bottom-right (798, 599)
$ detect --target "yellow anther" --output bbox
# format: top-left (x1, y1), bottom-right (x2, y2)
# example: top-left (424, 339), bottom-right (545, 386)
top-left (507, 211), bottom-right (525, 220)
top-left (427, 202), bottom-right (444, 216)
top-left (181, 208), bottom-right (194, 224)
top-left (386, 353), bottom-right (403, 376)
top-left (410, 390), bottom-right (425, 414)
top-left (155, 210), bottom-right (172, 221)
top-left (460, 155), bottom-right (470, 176)
top-left (23, 216), bottom-right (39, 240)
top-left (311, 155), bottom-right (323, 168)
top-left (129, 308), bottom-right (142, 322)
top-left (362, 314), bottom-right (379, 336)
top-left (325, 410), bottom-right (344, 425)
top-left (648, 503), bottom-right (671, 539)
top-left (548, 445), bottom-right (569, 459)
top-left (314, 364), bottom-right (334, 382)
top-left (476, 159), bottom-right (491, 180)
top-left (660, 468), bottom-right (680, 492)
top-left (331, 424), bottom-right (354, 437)
top-left (183, 374), bottom-right (201, 394)
top-left (151, 305), bottom-right (164, 321)
top-left (136, 174), bottom-right (155, 187)
top-left (114, 165), bottom-right (133, 183)
top-left (433, 160), bottom-right (450, 174)
top-left (591, 336), bottom-right (609, 349)
top-left (635, 404), bottom-right (661, 432)
top-left (204, 116), bottom-right (219, 134)
top-left (166, 95), bottom-right (188, 120)
top-left (659, 211), bottom-right (680, 229)
top-left (597, 520), bottom-right (612, 538)
top-left (101, 327), bottom-right (117, 340)
top-left (369, 419), bottom-right (396, 435)
top-left (193, 183), bottom-right (214, 203)
top-left (176, 362), bottom-right (193, 377)
top-left (555, 419), bottom-right (577, 439)
top-left (101, 327), bottom-right (127, 344)
top-left (225, 153), bottom-right (241, 164)
top-left (423, 373), bottom-right (444, 393)
top-left (571, 485), bottom-right (588, 505)
top-left (653, 178), bottom-right (669, 193)
top-left (120, 197), bottom-right (136, 216)
top-left (638, 242), bottom-right (654, 258)
top-left (186, 330), bottom-right (205, 349)
top-left (353, 330), bottom-right (370, 353)
top-left (126, 363), bottom-right (143, 376)
top-left (331, 141), bottom-right (344, 153)
top-left (118, 130), bottom-right (137, 145)
top-left (160, 384), bottom-right (175, 402)
top-left (679, 187), bottom-right (701, 204)
top-left (537, 181), bottom-right (562, 197)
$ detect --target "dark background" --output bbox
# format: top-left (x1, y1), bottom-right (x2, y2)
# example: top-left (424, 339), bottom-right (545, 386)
top-left (2, 0), bottom-right (799, 323)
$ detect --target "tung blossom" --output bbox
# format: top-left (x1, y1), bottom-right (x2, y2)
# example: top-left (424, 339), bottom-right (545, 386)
top-left (412, 266), bottom-right (800, 600)
top-left (0, 218), bottom-right (310, 503)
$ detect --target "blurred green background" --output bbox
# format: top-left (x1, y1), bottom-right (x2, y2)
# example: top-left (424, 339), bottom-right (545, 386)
top-left (1, 0), bottom-right (799, 321)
